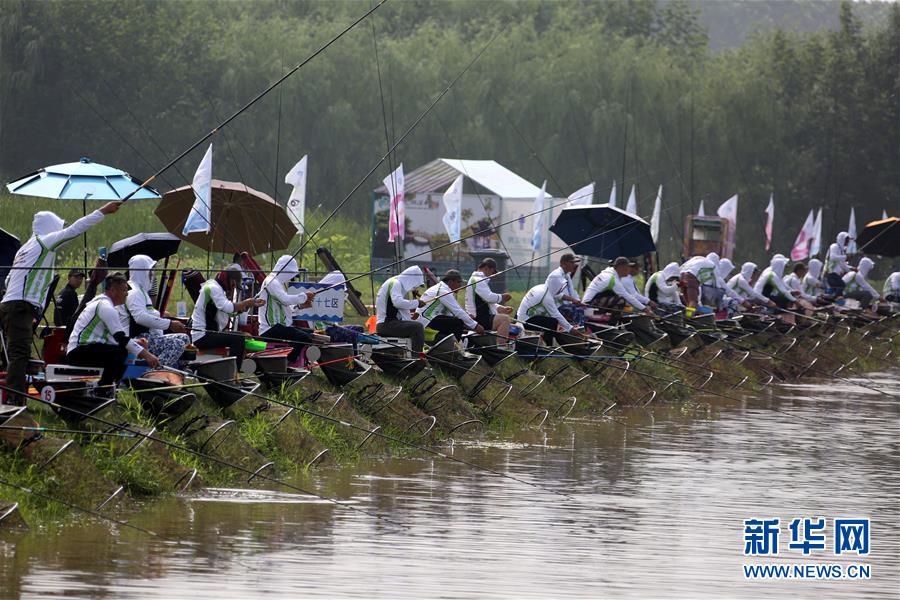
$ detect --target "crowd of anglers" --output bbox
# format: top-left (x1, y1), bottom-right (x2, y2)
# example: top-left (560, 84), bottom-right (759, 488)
top-left (0, 201), bottom-right (898, 408)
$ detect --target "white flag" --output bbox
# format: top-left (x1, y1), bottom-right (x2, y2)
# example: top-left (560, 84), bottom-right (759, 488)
top-left (847, 207), bottom-right (857, 254)
top-left (625, 185), bottom-right (637, 214)
top-left (697, 199), bottom-right (706, 217)
top-left (567, 181), bottom-right (594, 207)
top-left (883, 210), bottom-right (889, 220)
top-left (183, 143), bottom-right (213, 235)
top-left (650, 184), bottom-right (662, 242)
top-left (717, 194), bottom-right (738, 231)
top-left (764, 194), bottom-right (774, 251)
top-left (532, 180), bottom-right (547, 252)
top-left (441, 174), bottom-right (463, 243)
top-left (284, 154), bottom-right (308, 235)
top-left (809, 208), bottom-right (823, 256)
top-left (608, 180), bottom-right (617, 208)
top-left (383, 163), bottom-right (405, 242)
top-left (790, 209), bottom-right (815, 261)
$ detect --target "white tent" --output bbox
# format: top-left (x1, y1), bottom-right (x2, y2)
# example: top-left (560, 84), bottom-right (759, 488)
top-left (373, 158), bottom-right (556, 267)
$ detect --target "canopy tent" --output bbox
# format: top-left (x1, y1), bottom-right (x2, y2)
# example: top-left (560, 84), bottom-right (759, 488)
top-left (371, 158), bottom-right (557, 268)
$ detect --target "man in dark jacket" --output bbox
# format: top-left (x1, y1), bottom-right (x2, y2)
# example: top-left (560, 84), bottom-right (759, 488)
top-left (54, 268), bottom-right (85, 326)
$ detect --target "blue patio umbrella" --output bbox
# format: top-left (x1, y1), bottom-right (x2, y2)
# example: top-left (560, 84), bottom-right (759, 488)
top-left (549, 204), bottom-right (656, 259)
top-left (5, 157), bottom-right (160, 270)
top-left (5, 157), bottom-right (160, 201)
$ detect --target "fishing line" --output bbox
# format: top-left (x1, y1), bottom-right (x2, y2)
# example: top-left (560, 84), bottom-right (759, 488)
top-left (0, 383), bottom-right (408, 529)
top-left (162, 366), bottom-right (585, 502)
top-left (116, 0), bottom-right (389, 203)
top-left (0, 477), bottom-right (164, 538)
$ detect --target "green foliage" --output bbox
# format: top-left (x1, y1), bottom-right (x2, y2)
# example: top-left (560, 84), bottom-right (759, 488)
top-left (0, 0), bottom-right (896, 270)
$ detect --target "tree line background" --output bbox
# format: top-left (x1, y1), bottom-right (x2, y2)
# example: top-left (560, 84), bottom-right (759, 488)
top-left (1, 0), bottom-right (897, 270)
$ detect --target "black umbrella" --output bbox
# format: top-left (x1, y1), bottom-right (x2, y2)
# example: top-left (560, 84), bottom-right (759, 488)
top-left (549, 204), bottom-right (656, 259)
top-left (857, 217), bottom-right (899, 257)
top-left (0, 228), bottom-right (21, 288)
top-left (107, 232), bottom-right (182, 268)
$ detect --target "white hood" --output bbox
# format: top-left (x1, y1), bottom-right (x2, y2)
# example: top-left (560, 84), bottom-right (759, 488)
top-left (706, 252), bottom-right (720, 266)
top-left (396, 266), bottom-right (425, 294)
top-left (717, 258), bottom-right (735, 279)
top-left (33, 211), bottom-right (65, 236)
top-left (740, 262), bottom-right (757, 281)
top-left (770, 256), bottom-right (788, 277)
top-left (662, 262), bottom-right (680, 280)
top-left (857, 257), bottom-right (874, 278)
top-left (807, 258), bottom-right (823, 280)
top-left (319, 270), bottom-right (346, 287)
top-left (836, 231), bottom-right (849, 248)
top-left (128, 254), bottom-right (156, 291)
top-left (271, 255), bottom-right (299, 284)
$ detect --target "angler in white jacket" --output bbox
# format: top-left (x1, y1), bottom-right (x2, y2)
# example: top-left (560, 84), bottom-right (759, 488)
top-left (375, 266), bottom-right (427, 352)
top-left (417, 270), bottom-right (484, 341)
top-left (728, 262), bottom-right (773, 306)
top-left (0, 201), bottom-right (120, 398)
top-left (191, 264), bottom-right (265, 369)
top-left (545, 253), bottom-right (585, 326)
top-left (825, 231), bottom-right (852, 292)
top-left (67, 272), bottom-right (158, 391)
top-left (258, 255), bottom-right (315, 363)
top-left (802, 259), bottom-right (826, 300)
top-left (517, 283), bottom-right (583, 346)
top-left (754, 256), bottom-right (799, 309)
top-left (842, 257), bottom-right (880, 308)
top-left (125, 255), bottom-right (189, 368)
top-left (583, 257), bottom-right (652, 316)
top-left (465, 257), bottom-right (512, 338)
top-left (679, 255), bottom-right (716, 308)
top-left (884, 272), bottom-right (900, 302)
top-left (645, 262), bottom-right (683, 313)
top-left (783, 263), bottom-right (817, 302)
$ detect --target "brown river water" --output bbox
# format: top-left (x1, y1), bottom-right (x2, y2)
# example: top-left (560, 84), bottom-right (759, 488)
top-left (1, 369), bottom-right (898, 599)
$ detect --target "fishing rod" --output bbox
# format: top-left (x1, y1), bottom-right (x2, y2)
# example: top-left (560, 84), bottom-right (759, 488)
top-left (162, 367), bottom-right (583, 503)
top-left (286, 28), bottom-right (502, 267)
top-left (500, 319), bottom-right (832, 425)
top-left (0, 477), bottom-right (164, 538)
top-left (0, 383), bottom-right (408, 529)
top-left (594, 304), bottom-right (898, 396)
top-left (113, 0), bottom-right (387, 204)
top-left (0, 425), bottom-right (138, 438)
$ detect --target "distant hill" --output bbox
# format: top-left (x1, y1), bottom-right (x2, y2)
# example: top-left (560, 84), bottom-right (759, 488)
top-left (676, 0), bottom-right (892, 50)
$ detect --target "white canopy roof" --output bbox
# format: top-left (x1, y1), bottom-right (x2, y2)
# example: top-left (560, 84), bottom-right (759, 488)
top-left (374, 158), bottom-right (544, 198)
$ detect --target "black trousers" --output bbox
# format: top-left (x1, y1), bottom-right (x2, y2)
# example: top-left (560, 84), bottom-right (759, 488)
top-left (194, 331), bottom-right (246, 369)
top-left (263, 324), bottom-right (313, 362)
top-left (524, 315), bottom-right (562, 346)
top-left (826, 273), bottom-right (845, 295)
top-left (0, 300), bottom-right (39, 402)
top-left (428, 315), bottom-right (466, 341)
top-left (67, 343), bottom-right (128, 387)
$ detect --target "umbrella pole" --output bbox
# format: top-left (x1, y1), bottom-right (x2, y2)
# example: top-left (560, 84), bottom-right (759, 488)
top-left (82, 195), bottom-right (89, 274)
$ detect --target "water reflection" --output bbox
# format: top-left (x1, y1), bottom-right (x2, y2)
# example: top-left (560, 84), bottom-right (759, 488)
top-left (2, 370), bottom-right (898, 598)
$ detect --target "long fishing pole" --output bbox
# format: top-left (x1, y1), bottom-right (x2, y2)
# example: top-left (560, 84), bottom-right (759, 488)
top-left (0, 383), bottom-right (407, 529)
top-left (163, 366), bottom-right (583, 502)
top-left (0, 425), bottom-right (138, 438)
top-left (288, 28), bottom-right (501, 264)
top-left (115, 0), bottom-right (388, 204)
top-left (0, 477), bottom-right (165, 538)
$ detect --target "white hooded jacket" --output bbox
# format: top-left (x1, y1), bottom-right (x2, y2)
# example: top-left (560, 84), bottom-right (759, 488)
top-left (716, 258), bottom-right (743, 301)
top-left (418, 281), bottom-right (477, 329)
top-left (843, 257), bottom-right (879, 299)
top-left (884, 272), bottom-right (900, 296)
top-left (728, 262), bottom-right (768, 302)
top-left (645, 262), bottom-right (683, 306)
top-left (754, 256), bottom-right (796, 300)
top-left (375, 266), bottom-right (425, 324)
top-left (259, 255), bottom-right (309, 333)
top-left (802, 259), bottom-right (824, 298)
top-left (2, 210), bottom-right (105, 307)
top-left (583, 267), bottom-right (646, 310)
top-left (826, 232), bottom-right (851, 275)
top-left (125, 254), bottom-right (171, 335)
